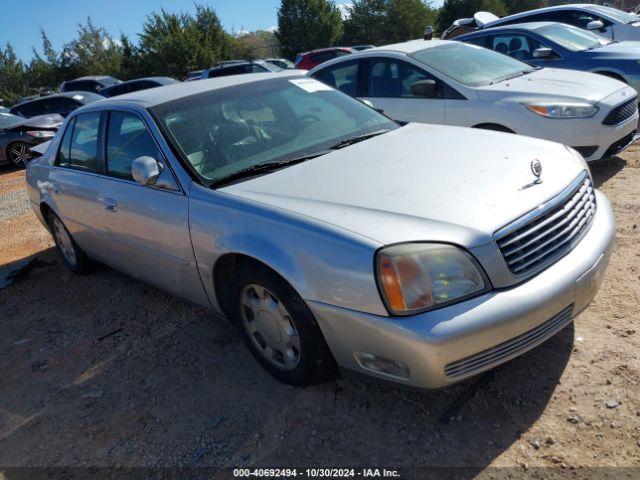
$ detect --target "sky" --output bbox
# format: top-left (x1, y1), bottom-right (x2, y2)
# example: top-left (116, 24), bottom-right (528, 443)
top-left (0, 0), bottom-right (443, 62)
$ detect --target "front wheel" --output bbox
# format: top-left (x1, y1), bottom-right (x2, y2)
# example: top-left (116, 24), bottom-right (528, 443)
top-left (229, 262), bottom-right (336, 385)
top-left (7, 142), bottom-right (32, 169)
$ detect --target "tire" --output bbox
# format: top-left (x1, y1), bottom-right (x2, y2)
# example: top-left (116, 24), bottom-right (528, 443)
top-left (48, 211), bottom-right (92, 274)
top-left (7, 142), bottom-right (33, 169)
top-left (229, 261), bottom-right (336, 386)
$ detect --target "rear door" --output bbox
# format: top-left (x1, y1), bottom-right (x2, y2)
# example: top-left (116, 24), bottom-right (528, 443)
top-left (359, 57), bottom-right (445, 124)
top-left (98, 109), bottom-right (206, 305)
top-left (48, 111), bottom-right (109, 256)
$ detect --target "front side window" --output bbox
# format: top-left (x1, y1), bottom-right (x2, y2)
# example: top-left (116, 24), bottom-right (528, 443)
top-left (411, 43), bottom-right (534, 87)
top-left (152, 76), bottom-right (397, 185)
top-left (106, 111), bottom-right (159, 180)
top-left (57, 112), bottom-right (100, 172)
top-left (313, 61), bottom-right (359, 96)
top-left (367, 58), bottom-right (432, 98)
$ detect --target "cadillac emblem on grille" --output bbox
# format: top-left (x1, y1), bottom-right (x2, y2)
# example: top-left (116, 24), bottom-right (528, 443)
top-left (519, 160), bottom-right (543, 190)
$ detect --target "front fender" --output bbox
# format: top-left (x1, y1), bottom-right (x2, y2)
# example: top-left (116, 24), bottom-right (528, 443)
top-left (188, 183), bottom-right (388, 317)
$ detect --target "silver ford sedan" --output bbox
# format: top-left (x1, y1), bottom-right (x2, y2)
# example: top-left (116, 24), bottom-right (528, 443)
top-left (26, 71), bottom-right (615, 389)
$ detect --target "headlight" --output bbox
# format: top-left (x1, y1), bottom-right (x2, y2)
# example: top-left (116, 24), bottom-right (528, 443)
top-left (523, 103), bottom-right (598, 118)
top-left (26, 130), bottom-right (55, 138)
top-left (376, 243), bottom-right (489, 316)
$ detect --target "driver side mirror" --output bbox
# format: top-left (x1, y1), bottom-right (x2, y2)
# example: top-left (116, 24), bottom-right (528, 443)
top-left (586, 20), bottom-right (605, 30)
top-left (533, 47), bottom-right (555, 59)
top-left (131, 156), bottom-right (162, 186)
top-left (410, 79), bottom-right (437, 98)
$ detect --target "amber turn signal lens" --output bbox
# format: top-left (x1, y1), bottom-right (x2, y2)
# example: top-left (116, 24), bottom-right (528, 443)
top-left (378, 255), bottom-right (406, 312)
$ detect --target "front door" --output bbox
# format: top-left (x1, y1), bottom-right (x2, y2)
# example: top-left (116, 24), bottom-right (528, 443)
top-left (359, 57), bottom-right (445, 125)
top-left (98, 109), bottom-right (208, 306)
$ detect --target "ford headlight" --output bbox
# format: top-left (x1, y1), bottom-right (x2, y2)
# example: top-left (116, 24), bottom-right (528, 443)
top-left (524, 103), bottom-right (598, 118)
top-left (376, 243), bottom-right (489, 316)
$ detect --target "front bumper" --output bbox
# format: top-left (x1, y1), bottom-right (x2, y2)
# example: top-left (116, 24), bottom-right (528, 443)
top-left (309, 191), bottom-right (615, 389)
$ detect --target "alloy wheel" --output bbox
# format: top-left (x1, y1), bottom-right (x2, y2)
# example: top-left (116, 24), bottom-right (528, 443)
top-left (8, 143), bottom-right (31, 168)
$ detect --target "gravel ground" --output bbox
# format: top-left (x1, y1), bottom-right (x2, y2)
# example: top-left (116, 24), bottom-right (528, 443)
top-left (0, 149), bottom-right (638, 477)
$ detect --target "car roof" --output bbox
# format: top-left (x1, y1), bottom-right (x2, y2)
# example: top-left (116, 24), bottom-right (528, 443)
top-left (66, 75), bottom-right (118, 82)
top-left (367, 39), bottom-right (452, 54)
top-left (459, 21), bottom-right (556, 36)
top-left (299, 47), bottom-right (354, 56)
top-left (92, 70), bottom-right (307, 108)
top-left (483, 3), bottom-right (615, 28)
top-left (111, 77), bottom-right (177, 86)
top-left (13, 91), bottom-right (104, 106)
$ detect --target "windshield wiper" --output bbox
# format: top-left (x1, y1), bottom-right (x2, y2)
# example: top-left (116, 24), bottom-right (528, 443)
top-left (210, 151), bottom-right (330, 188)
top-left (328, 129), bottom-right (390, 150)
top-left (489, 70), bottom-right (533, 85)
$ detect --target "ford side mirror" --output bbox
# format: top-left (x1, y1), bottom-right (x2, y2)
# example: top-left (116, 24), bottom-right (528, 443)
top-left (131, 156), bottom-right (162, 186)
top-left (586, 20), bottom-right (604, 30)
top-left (533, 47), bottom-right (554, 59)
top-left (410, 79), bottom-right (437, 98)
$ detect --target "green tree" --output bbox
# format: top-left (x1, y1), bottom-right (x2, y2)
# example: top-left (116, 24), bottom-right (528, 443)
top-left (0, 44), bottom-right (29, 106)
top-left (28, 30), bottom-right (61, 91)
top-left (234, 30), bottom-right (280, 59)
top-left (437, 0), bottom-right (508, 33)
top-left (276, 0), bottom-right (343, 60)
top-left (343, 0), bottom-right (437, 45)
top-left (137, 5), bottom-right (233, 78)
top-left (60, 17), bottom-right (123, 78)
top-left (502, 0), bottom-right (545, 15)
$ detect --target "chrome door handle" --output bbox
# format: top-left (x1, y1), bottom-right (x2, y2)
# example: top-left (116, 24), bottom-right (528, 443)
top-left (103, 198), bottom-right (118, 212)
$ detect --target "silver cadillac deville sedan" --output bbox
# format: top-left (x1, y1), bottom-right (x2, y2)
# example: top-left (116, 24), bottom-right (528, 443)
top-left (26, 71), bottom-right (615, 389)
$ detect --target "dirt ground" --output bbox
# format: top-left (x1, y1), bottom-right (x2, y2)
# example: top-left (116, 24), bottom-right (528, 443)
top-left (0, 147), bottom-right (638, 478)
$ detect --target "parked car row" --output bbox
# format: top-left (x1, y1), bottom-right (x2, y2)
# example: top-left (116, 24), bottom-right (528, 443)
top-left (309, 39), bottom-right (638, 162)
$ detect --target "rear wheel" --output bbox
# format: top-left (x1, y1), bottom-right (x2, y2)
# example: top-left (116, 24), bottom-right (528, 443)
top-left (48, 212), bottom-right (92, 274)
top-left (229, 261), bottom-right (336, 385)
top-left (7, 142), bottom-right (32, 169)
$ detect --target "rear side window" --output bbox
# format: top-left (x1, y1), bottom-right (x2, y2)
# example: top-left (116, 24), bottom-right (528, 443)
top-left (106, 111), bottom-right (159, 180)
top-left (57, 112), bottom-right (100, 172)
top-left (313, 61), bottom-right (360, 96)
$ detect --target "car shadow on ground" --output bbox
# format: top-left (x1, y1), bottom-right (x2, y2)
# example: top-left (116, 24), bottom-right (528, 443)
top-left (590, 156), bottom-right (626, 188)
top-left (0, 246), bottom-right (574, 471)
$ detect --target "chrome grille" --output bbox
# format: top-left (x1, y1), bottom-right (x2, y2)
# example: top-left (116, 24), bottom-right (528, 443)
top-left (602, 97), bottom-right (637, 126)
top-left (444, 305), bottom-right (573, 379)
top-left (495, 172), bottom-right (596, 277)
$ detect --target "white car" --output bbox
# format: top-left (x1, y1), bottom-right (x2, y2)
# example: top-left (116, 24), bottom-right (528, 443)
top-left (308, 39), bottom-right (638, 161)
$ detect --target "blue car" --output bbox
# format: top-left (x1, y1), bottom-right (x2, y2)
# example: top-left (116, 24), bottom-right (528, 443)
top-left (457, 22), bottom-right (640, 93)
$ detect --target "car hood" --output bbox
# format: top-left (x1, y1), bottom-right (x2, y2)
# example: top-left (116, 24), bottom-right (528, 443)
top-left (476, 67), bottom-right (626, 104)
top-left (587, 40), bottom-right (640, 59)
top-left (3, 113), bottom-right (64, 131)
top-left (221, 123), bottom-right (586, 247)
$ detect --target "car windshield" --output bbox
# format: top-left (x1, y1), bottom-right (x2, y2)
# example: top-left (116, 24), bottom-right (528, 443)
top-left (588, 5), bottom-right (640, 24)
top-left (411, 43), bottom-right (534, 87)
top-left (151, 76), bottom-right (397, 185)
top-left (537, 24), bottom-right (610, 51)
